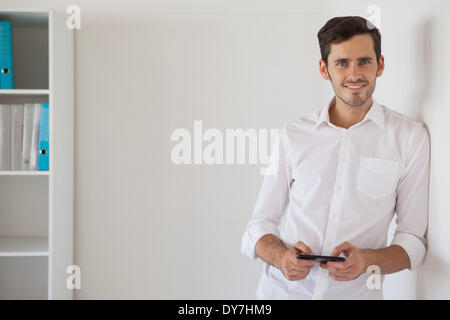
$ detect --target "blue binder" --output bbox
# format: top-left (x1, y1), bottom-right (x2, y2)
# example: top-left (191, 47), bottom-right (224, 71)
top-left (0, 21), bottom-right (14, 89)
top-left (38, 103), bottom-right (49, 171)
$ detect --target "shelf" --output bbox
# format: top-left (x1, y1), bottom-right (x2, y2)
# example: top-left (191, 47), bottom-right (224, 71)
top-left (0, 11), bottom-right (48, 28)
top-left (0, 89), bottom-right (49, 104)
top-left (0, 236), bottom-right (48, 257)
top-left (0, 171), bottom-right (49, 176)
top-left (0, 89), bottom-right (49, 96)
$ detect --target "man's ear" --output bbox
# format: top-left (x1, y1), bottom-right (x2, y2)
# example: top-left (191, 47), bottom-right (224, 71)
top-left (319, 59), bottom-right (330, 80)
top-left (376, 55), bottom-right (385, 77)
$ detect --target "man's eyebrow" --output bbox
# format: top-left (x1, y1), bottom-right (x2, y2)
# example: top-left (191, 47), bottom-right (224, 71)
top-left (333, 57), bottom-right (373, 63)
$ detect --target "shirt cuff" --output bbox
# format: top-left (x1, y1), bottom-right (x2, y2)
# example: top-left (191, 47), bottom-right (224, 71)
top-left (241, 223), bottom-right (280, 260)
top-left (390, 232), bottom-right (426, 271)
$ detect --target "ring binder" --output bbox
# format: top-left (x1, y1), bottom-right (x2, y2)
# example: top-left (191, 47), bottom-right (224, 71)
top-left (0, 21), bottom-right (14, 89)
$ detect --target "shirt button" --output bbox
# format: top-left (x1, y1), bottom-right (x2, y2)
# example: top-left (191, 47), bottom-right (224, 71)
top-left (336, 186), bottom-right (342, 191)
top-left (342, 157), bottom-right (346, 162)
top-left (327, 241), bottom-right (333, 247)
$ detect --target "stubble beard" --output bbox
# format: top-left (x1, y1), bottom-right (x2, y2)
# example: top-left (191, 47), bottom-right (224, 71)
top-left (328, 73), bottom-right (376, 108)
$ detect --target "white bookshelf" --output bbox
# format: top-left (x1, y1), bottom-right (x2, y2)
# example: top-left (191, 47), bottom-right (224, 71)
top-left (0, 9), bottom-right (74, 299)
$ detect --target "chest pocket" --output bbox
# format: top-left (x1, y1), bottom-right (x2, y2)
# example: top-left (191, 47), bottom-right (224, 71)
top-left (356, 157), bottom-right (399, 199)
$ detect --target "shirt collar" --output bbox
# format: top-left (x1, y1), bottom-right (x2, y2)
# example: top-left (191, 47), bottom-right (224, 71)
top-left (314, 96), bottom-right (385, 131)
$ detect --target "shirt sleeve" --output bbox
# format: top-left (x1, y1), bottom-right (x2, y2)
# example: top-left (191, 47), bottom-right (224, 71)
top-left (241, 124), bottom-right (292, 260)
top-left (391, 124), bottom-right (430, 271)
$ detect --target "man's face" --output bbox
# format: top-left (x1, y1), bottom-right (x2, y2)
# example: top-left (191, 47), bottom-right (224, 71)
top-left (319, 34), bottom-right (384, 107)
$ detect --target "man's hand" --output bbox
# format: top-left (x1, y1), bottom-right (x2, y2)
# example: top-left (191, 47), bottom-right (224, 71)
top-left (320, 241), bottom-right (367, 281)
top-left (280, 241), bottom-right (316, 281)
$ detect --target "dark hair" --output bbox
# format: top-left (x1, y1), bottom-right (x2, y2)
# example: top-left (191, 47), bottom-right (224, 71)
top-left (317, 16), bottom-right (381, 66)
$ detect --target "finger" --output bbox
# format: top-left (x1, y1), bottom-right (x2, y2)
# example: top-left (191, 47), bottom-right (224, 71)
top-left (288, 253), bottom-right (306, 266)
top-left (323, 264), bottom-right (355, 276)
top-left (329, 273), bottom-right (353, 281)
top-left (327, 260), bottom-right (353, 270)
top-left (286, 263), bottom-right (314, 274)
top-left (328, 269), bottom-right (355, 279)
top-left (297, 258), bottom-right (316, 268)
top-left (285, 271), bottom-right (308, 281)
top-left (288, 253), bottom-right (315, 267)
top-left (287, 270), bottom-right (308, 277)
top-left (333, 268), bottom-right (357, 276)
top-left (288, 266), bottom-right (314, 273)
top-left (331, 241), bottom-right (353, 257)
top-left (320, 262), bottom-right (336, 271)
top-left (293, 241), bottom-right (312, 254)
top-left (330, 265), bottom-right (357, 278)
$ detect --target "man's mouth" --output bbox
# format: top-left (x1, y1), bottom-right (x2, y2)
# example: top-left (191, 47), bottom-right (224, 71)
top-left (344, 83), bottom-right (367, 92)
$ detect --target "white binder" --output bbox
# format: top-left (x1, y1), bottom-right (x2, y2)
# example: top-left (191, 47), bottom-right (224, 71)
top-left (21, 103), bottom-right (34, 170)
top-left (29, 103), bottom-right (41, 171)
top-left (0, 104), bottom-right (11, 170)
top-left (10, 104), bottom-right (24, 170)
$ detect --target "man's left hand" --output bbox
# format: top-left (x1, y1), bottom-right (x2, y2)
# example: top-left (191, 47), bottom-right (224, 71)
top-left (320, 241), bottom-right (367, 281)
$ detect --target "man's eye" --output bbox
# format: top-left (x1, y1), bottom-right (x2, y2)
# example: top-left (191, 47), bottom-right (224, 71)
top-left (337, 62), bottom-right (346, 67)
top-left (360, 60), bottom-right (371, 64)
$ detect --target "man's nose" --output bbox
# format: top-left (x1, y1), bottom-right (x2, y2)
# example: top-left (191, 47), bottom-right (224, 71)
top-left (348, 62), bottom-right (362, 79)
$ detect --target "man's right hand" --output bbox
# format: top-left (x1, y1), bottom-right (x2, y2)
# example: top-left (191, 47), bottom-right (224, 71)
top-left (279, 241), bottom-right (315, 281)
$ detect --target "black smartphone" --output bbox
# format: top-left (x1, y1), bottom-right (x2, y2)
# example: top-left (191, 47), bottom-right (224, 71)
top-left (297, 254), bottom-right (346, 263)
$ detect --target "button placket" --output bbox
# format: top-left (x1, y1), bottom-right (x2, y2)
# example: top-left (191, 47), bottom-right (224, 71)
top-left (313, 133), bottom-right (350, 299)
top-left (322, 133), bottom-right (349, 255)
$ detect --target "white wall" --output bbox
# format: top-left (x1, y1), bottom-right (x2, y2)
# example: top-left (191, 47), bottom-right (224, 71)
top-left (2, 0), bottom-right (449, 299)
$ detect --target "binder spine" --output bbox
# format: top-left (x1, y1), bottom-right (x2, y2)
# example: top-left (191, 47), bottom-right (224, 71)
top-left (10, 104), bottom-right (23, 170)
top-left (0, 21), bottom-right (14, 89)
top-left (0, 104), bottom-right (11, 170)
top-left (30, 103), bottom-right (41, 170)
top-left (22, 103), bottom-right (34, 170)
top-left (38, 103), bottom-right (49, 171)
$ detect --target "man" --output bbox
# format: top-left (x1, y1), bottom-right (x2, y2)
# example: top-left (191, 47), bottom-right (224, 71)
top-left (241, 16), bottom-right (430, 299)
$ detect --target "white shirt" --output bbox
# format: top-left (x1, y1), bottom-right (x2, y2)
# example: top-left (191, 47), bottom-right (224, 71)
top-left (241, 97), bottom-right (430, 300)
